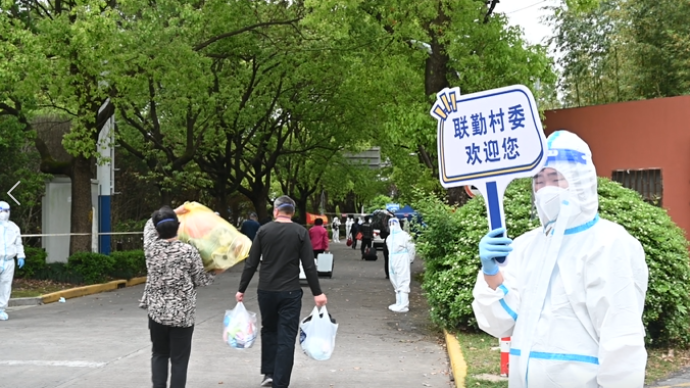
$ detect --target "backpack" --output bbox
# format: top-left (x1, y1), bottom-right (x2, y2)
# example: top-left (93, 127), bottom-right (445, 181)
top-left (362, 247), bottom-right (378, 261)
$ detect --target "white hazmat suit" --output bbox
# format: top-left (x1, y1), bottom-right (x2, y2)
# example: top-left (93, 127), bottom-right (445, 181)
top-left (0, 201), bottom-right (26, 321)
top-left (472, 131), bottom-right (648, 387)
top-left (386, 218), bottom-right (415, 313)
top-left (332, 217), bottom-right (341, 243)
top-left (345, 217), bottom-right (353, 240)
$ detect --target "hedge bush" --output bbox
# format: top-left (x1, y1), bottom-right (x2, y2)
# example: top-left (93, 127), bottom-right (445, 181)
top-left (14, 247), bottom-right (48, 279)
top-left (66, 252), bottom-right (116, 284)
top-left (109, 250), bottom-right (147, 280)
top-left (413, 177), bottom-right (690, 348)
top-left (14, 249), bottom-right (147, 285)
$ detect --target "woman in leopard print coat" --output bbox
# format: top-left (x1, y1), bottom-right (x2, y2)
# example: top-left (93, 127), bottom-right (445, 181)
top-left (140, 205), bottom-right (224, 388)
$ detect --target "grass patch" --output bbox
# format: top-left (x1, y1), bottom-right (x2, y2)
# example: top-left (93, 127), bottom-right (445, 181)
top-left (456, 330), bottom-right (508, 388)
top-left (454, 331), bottom-right (690, 387)
top-left (646, 348), bottom-right (690, 385)
top-left (10, 279), bottom-right (77, 298)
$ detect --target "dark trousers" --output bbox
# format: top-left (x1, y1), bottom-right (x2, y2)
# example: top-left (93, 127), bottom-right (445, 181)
top-left (383, 239), bottom-right (390, 279)
top-left (258, 289), bottom-right (303, 388)
top-left (351, 236), bottom-right (358, 249)
top-left (360, 238), bottom-right (372, 256)
top-left (149, 316), bottom-right (194, 388)
top-left (313, 249), bottom-right (325, 259)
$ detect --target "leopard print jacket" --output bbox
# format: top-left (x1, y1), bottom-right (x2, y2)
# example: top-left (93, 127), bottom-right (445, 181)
top-left (140, 219), bottom-right (214, 327)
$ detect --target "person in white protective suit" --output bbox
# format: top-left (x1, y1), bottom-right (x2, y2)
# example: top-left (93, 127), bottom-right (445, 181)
top-left (331, 216), bottom-right (341, 243)
top-left (345, 216), bottom-right (353, 242)
top-left (386, 218), bottom-right (415, 313)
top-left (0, 201), bottom-right (26, 321)
top-left (472, 130), bottom-right (648, 388)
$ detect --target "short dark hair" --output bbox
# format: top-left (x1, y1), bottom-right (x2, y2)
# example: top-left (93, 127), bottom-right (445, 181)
top-left (152, 205), bottom-right (179, 239)
top-left (315, 218), bottom-right (323, 226)
top-left (249, 212), bottom-right (258, 219)
top-left (365, 216), bottom-right (371, 222)
top-left (273, 195), bottom-right (296, 215)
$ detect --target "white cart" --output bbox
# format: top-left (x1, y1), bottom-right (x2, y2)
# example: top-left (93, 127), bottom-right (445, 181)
top-left (299, 252), bottom-right (334, 280)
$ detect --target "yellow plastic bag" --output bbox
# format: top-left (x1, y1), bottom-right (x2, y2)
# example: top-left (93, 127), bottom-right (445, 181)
top-left (176, 202), bottom-right (252, 271)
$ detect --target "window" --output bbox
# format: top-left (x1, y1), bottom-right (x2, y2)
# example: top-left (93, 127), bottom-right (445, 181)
top-left (611, 169), bottom-right (663, 206)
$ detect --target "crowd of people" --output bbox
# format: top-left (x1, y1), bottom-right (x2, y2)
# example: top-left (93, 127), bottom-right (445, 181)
top-left (2, 130), bottom-right (651, 388)
top-left (136, 197), bottom-right (418, 388)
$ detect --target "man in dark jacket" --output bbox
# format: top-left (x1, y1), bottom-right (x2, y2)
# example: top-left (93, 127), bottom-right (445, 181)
top-left (372, 210), bottom-right (395, 279)
top-left (360, 217), bottom-right (374, 258)
top-left (350, 218), bottom-right (360, 250)
top-left (236, 196), bottom-right (327, 388)
top-left (240, 212), bottom-right (261, 241)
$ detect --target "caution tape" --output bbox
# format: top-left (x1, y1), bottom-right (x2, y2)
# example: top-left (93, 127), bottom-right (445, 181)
top-left (21, 232), bottom-right (143, 238)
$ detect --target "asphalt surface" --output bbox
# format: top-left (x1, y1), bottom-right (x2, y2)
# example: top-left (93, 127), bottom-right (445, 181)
top-left (1, 242), bottom-right (451, 388)
top-left (647, 369), bottom-right (690, 388)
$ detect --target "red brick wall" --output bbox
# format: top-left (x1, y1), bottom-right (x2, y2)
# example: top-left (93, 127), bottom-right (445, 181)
top-left (544, 96), bottom-right (690, 234)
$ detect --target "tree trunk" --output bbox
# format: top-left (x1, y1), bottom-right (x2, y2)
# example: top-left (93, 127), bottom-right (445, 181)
top-left (296, 196), bottom-right (308, 225)
top-left (69, 155), bottom-right (94, 255)
top-left (159, 189), bottom-right (171, 205)
top-left (253, 196), bottom-right (268, 222)
top-left (217, 193), bottom-right (229, 221)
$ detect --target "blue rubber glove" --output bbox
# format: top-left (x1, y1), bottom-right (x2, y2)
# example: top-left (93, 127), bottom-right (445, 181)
top-left (479, 228), bottom-right (513, 275)
top-left (17, 257), bottom-right (25, 269)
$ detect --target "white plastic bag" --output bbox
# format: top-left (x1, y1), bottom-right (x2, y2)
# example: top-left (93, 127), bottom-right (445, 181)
top-left (222, 302), bottom-right (257, 349)
top-left (299, 306), bottom-right (338, 361)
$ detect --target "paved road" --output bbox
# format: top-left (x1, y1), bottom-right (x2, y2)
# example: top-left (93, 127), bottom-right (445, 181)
top-left (1, 242), bottom-right (451, 388)
top-left (648, 369), bottom-right (690, 388)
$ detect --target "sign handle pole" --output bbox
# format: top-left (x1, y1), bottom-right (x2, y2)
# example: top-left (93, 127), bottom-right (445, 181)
top-left (484, 181), bottom-right (508, 263)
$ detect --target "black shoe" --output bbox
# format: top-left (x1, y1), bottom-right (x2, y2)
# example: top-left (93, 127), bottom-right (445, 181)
top-left (261, 374), bottom-right (273, 386)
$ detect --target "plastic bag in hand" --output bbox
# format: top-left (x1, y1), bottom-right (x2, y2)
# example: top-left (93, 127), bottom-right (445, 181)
top-left (299, 306), bottom-right (338, 361)
top-left (222, 302), bottom-right (257, 349)
top-left (177, 201), bottom-right (252, 271)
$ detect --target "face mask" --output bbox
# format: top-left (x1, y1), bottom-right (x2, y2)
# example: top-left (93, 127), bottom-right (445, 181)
top-left (535, 186), bottom-right (567, 226)
top-left (0, 212), bottom-right (8, 222)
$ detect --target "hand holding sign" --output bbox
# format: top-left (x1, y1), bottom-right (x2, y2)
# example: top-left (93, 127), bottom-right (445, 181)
top-left (430, 85), bottom-right (547, 263)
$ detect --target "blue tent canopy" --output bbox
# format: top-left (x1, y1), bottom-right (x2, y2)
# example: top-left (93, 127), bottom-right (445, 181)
top-left (394, 205), bottom-right (417, 218)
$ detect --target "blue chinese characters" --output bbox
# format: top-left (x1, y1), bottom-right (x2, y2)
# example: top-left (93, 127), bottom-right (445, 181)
top-left (458, 104), bottom-right (525, 165)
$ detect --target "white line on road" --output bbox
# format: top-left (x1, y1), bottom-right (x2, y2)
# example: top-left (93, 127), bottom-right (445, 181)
top-left (0, 360), bottom-right (106, 368)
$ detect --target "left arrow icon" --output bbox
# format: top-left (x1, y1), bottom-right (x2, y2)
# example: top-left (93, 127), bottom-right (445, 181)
top-left (7, 181), bottom-right (20, 205)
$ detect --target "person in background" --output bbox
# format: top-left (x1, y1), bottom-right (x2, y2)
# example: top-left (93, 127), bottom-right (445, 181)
top-left (359, 216), bottom-right (374, 258)
top-left (141, 205), bottom-right (224, 388)
top-left (386, 218), bottom-right (415, 313)
top-left (345, 216), bottom-right (353, 244)
top-left (0, 201), bottom-right (25, 321)
top-left (472, 131), bottom-right (648, 387)
top-left (331, 216), bottom-right (341, 243)
top-left (309, 218), bottom-right (329, 259)
top-left (240, 212), bottom-right (261, 241)
top-left (378, 210), bottom-right (395, 279)
top-left (350, 217), bottom-right (360, 250)
top-left (236, 195), bottom-right (327, 388)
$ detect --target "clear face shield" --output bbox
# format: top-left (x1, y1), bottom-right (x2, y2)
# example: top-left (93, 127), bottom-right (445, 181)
top-left (532, 147), bottom-right (596, 229)
top-left (389, 218), bottom-right (401, 233)
top-left (0, 202), bottom-right (9, 222)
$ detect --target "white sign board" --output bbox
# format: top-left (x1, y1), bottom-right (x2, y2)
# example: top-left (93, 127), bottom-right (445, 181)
top-left (430, 85), bottom-right (547, 262)
top-left (386, 203), bottom-right (400, 212)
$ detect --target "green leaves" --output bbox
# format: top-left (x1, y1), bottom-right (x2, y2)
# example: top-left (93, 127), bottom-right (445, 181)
top-left (548, 0), bottom-right (690, 107)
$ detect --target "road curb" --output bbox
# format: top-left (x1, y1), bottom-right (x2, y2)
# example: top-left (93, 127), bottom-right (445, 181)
top-left (444, 329), bottom-right (467, 388)
top-left (41, 276), bottom-right (148, 304)
top-left (125, 276), bottom-right (147, 287)
top-left (41, 280), bottom-right (128, 304)
top-left (8, 276), bottom-right (149, 306)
